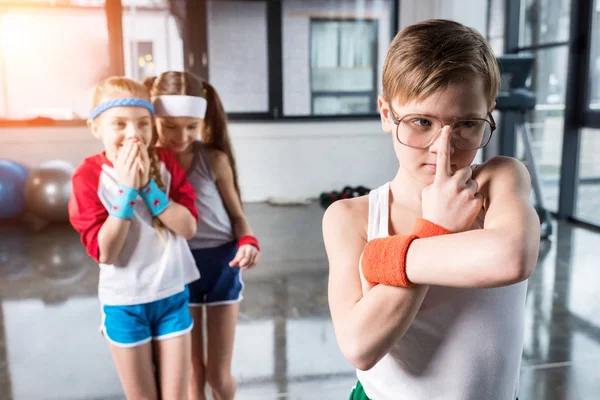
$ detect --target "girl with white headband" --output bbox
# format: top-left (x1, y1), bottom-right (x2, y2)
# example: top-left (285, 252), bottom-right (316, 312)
top-left (145, 72), bottom-right (260, 400)
top-left (68, 76), bottom-right (199, 399)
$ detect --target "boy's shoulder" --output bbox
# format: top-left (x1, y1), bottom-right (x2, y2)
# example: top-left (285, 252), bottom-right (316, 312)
top-left (322, 196), bottom-right (369, 234)
top-left (474, 156), bottom-right (530, 203)
top-left (473, 156), bottom-right (528, 182)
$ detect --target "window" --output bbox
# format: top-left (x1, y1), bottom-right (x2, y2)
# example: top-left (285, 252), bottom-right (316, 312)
top-left (133, 42), bottom-right (155, 80)
top-left (576, 130), bottom-right (600, 225)
top-left (516, 46), bottom-right (569, 212)
top-left (0, 1), bottom-right (110, 120)
top-left (514, 0), bottom-right (571, 213)
top-left (121, 0), bottom-right (184, 81)
top-left (310, 19), bottom-right (378, 115)
top-left (282, 0), bottom-right (394, 117)
top-left (206, 0), bottom-right (269, 113)
top-left (487, 0), bottom-right (506, 55)
top-left (519, 0), bottom-right (571, 47)
top-left (589, 1), bottom-right (600, 109)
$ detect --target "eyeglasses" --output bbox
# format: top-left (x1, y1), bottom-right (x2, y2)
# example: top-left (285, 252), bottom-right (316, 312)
top-left (388, 106), bottom-right (496, 150)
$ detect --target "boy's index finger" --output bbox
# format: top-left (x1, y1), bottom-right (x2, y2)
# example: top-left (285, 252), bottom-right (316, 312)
top-left (435, 125), bottom-right (453, 181)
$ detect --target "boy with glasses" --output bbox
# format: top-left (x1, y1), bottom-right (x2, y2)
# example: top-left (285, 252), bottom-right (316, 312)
top-left (324, 19), bottom-right (539, 400)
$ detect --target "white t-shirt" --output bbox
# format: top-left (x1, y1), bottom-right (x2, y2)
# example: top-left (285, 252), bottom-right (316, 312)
top-left (69, 148), bottom-right (199, 306)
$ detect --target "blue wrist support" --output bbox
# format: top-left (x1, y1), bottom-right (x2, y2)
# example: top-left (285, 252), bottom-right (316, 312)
top-left (140, 179), bottom-right (170, 216)
top-left (109, 184), bottom-right (138, 220)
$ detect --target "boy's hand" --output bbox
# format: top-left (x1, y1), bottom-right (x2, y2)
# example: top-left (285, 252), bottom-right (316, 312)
top-left (115, 139), bottom-right (140, 189)
top-left (421, 126), bottom-right (483, 232)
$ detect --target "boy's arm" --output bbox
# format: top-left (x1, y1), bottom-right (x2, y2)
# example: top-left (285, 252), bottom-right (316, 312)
top-left (324, 199), bottom-right (429, 371)
top-left (405, 156), bottom-right (540, 288)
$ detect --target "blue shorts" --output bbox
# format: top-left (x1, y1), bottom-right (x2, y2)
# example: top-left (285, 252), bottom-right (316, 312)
top-left (101, 288), bottom-right (193, 348)
top-left (188, 241), bottom-right (244, 306)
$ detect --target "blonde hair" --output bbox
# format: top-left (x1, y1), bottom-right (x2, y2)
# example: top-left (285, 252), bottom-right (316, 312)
top-left (145, 72), bottom-right (241, 201)
top-left (92, 76), bottom-right (167, 238)
top-left (382, 19), bottom-right (500, 107)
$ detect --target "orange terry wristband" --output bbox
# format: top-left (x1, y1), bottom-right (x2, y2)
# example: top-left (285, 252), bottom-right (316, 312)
top-left (361, 218), bottom-right (452, 287)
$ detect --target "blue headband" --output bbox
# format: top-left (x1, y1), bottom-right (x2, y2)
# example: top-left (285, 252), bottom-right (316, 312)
top-left (89, 98), bottom-right (155, 120)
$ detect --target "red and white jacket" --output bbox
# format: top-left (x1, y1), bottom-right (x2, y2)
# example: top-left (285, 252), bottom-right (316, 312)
top-left (69, 147), bottom-right (200, 306)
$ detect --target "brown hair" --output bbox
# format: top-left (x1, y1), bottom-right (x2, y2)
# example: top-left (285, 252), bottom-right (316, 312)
top-left (92, 76), bottom-right (167, 237)
top-left (382, 19), bottom-right (500, 107)
top-left (145, 72), bottom-right (241, 199)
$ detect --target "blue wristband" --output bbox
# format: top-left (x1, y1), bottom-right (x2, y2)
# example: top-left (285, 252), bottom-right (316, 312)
top-left (140, 179), bottom-right (170, 216)
top-left (109, 184), bottom-right (138, 220)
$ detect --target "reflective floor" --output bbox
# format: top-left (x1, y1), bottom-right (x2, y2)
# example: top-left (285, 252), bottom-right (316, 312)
top-left (1, 202), bottom-right (599, 400)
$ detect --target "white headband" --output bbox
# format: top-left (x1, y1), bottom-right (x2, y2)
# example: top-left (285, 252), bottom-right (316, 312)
top-left (153, 95), bottom-right (208, 118)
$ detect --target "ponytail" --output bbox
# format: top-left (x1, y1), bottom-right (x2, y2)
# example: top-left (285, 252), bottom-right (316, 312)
top-left (147, 146), bottom-right (168, 240)
top-left (143, 76), bottom-right (157, 92)
top-left (202, 81), bottom-right (241, 200)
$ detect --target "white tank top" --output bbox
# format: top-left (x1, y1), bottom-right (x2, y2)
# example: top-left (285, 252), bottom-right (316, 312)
top-left (357, 182), bottom-right (526, 400)
top-left (186, 146), bottom-right (235, 249)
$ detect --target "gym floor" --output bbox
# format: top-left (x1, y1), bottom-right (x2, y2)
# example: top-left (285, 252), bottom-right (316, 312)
top-left (0, 202), bottom-right (599, 400)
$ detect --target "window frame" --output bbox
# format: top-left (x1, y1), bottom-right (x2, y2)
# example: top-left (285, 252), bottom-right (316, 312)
top-left (501, 0), bottom-right (600, 228)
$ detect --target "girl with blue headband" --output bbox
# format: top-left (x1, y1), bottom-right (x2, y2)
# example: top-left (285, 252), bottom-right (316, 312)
top-left (68, 76), bottom-right (199, 399)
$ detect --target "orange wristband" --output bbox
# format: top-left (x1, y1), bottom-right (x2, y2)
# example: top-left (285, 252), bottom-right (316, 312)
top-left (361, 219), bottom-right (452, 287)
top-left (413, 218), bottom-right (452, 238)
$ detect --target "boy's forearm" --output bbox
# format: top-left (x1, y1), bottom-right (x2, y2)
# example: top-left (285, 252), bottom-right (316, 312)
top-left (338, 284), bottom-right (429, 370)
top-left (406, 222), bottom-right (538, 288)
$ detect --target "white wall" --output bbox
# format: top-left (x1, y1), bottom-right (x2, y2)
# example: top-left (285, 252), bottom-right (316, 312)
top-left (0, 121), bottom-right (398, 202)
top-left (207, 1), bottom-right (269, 113)
top-left (229, 121), bottom-right (398, 201)
top-left (400, 0), bottom-right (488, 34)
top-left (435, 0), bottom-right (488, 34)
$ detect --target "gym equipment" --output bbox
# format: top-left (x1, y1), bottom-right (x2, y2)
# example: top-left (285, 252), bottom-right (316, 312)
top-left (0, 159), bottom-right (29, 219)
top-left (319, 186), bottom-right (372, 208)
top-left (24, 160), bottom-right (74, 222)
top-left (496, 54), bottom-right (552, 239)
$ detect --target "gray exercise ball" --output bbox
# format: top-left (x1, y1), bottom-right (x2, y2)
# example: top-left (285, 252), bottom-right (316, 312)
top-left (25, 160), bottom-right (74, 222)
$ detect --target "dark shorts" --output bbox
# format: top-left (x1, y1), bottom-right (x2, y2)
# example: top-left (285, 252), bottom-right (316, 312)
top-left (187, 241), bottom-right (244, 306)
